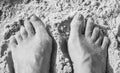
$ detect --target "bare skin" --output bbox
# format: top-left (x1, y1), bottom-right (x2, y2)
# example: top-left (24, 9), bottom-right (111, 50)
top-left (68, 13), bottom-right (110, 73)
top-left (9, 15), bottom-right (52, 73)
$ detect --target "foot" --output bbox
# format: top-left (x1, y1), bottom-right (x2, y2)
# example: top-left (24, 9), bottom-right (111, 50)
top-left (9, 15), bottom-right (52, 73)
top-left (68, 13), bottom-right (110, 73)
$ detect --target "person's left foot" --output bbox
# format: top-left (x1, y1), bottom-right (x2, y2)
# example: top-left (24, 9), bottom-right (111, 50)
top-left (9, 15), bottom-right (52, 73)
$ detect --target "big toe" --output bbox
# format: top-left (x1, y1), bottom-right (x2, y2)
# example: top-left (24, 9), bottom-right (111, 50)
top-left (70, 12), bottom-right (85, 37)
top-left (29, 14), bottom-right (51, 42)
top-left (30, 15), bottom-right (46, 35)
top-left (24, 19), bottom-right (35, 37)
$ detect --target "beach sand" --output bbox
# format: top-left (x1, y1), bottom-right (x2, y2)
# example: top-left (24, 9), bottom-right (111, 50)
top-left (0, 0), bottom-right (120, 73)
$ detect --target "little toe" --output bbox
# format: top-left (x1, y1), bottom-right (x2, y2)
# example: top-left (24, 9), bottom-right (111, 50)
top-left (95, 35), bottom-right (103, 47)
top-left (15, 31), bottom-right (23, 44)
top-left (101, 36), bottom-right (110, 50)
top-left (10, 36), bottom-right (17, 48)
top-left (85, 18), bottom-right (95, 38)
top-left (91, 27), bottom-right (100, 42)
top-left (20, 26), bottom-right (28, 39)
top-left (70, 12), bottom-right (85, 37)
top-left (24, 19), bottom-right (35, 37)
top-left (30, 15), bottom-right (45, 35)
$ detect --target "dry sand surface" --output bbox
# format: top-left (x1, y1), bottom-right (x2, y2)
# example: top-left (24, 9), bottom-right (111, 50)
top-left (0, 0), bottom-right (120, 73)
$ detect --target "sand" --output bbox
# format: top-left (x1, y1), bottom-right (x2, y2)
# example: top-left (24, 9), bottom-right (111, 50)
top-left (0, 0), bottom-right (120, 73)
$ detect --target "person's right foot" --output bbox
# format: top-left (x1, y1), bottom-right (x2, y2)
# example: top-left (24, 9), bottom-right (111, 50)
top-left (68, 13), bottom-right (110, 73)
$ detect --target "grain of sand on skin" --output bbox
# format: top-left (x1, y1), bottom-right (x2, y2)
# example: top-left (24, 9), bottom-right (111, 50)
top-left (0, 0), bottom-right (120, 73)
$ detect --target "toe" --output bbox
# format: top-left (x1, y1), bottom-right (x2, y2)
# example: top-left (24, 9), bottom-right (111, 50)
top-left (85, 18), bottom-right (95, 38)
top-left (95, 35), bottom-right (103, 47)
top-left (101, 36), bottom-right (110, 50)
top-left (24, 19), bottom-right (35, 37)
top-left (30, 15), bottom-right (45, 35)
top-left (70, 12), bottom-right (85, 37)
top-left (91, 27), bottom-right (100, 42)
top-left (14, 31), bottom-right (23, 44)
top-left (10, 36), bottom-right (17, 48)
top-left (20, 26), bottom-right (28, 39)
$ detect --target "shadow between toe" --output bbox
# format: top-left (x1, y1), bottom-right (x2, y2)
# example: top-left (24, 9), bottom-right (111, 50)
top-left (6, 51), bottom-right (15, 73)
top-left (46, 25), bottom-right (58, 73)
top-left (60, 38), bottom-right (73, 73)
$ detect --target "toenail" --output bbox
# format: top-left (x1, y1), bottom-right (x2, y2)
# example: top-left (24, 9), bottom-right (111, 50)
top-left (88, 17), bottom-right (94, 23)
top-left (30, 14), bottom-right (39, 21)
top-left (76, 13), bottom-right (83, 21)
